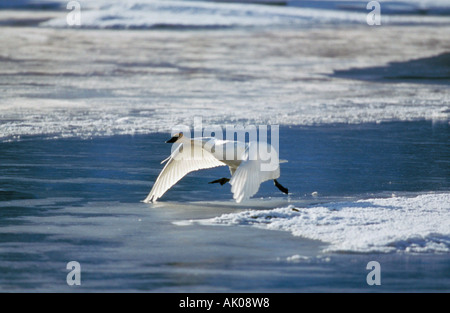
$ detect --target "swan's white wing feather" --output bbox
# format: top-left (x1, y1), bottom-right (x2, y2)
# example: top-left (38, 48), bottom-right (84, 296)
top-left (229, 142), bottom-right (280, 203)
top-left (230, 160), bottom-right (256, 203)
top-left (144, 143), bottom-right (225, 203)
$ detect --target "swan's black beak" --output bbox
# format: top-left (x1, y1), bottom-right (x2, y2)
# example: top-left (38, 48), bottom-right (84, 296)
top-left (166, 136), bottom-right (178, 143)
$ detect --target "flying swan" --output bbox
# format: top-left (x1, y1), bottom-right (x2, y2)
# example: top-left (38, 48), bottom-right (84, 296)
top-left (143, 133), bottom-right (288, 203)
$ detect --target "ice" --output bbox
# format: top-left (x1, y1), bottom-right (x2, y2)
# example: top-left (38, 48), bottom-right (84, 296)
top-left (0, 0), bottom-right (449, 142)
top-left (1, 24), bottom-right (449, 142)
top-left (182, 193), bottom-right (450, 253)
top-left (40, 0), bottom-right (450, 29)
top-left (1, 0), bottom-right (449, 292)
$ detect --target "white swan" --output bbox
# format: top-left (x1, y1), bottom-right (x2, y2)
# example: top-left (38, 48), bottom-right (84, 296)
top-left (143, 132), bottom-right (288, 203)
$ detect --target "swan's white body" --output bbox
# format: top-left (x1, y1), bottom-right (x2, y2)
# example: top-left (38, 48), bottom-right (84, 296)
top-left (144, 134), bottom-right (283, 203)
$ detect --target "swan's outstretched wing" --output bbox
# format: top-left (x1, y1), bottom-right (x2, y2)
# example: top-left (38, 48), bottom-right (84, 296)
top-left (229, 142), bottom-right (280, 203)
top-left (144, 143), bottom-right (225, 203)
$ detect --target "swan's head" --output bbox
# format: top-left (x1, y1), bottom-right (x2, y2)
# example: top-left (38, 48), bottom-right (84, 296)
top-left (166, 132), bottom-right (183, 143)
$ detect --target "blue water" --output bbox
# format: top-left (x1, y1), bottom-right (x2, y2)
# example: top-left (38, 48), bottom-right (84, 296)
top-left (0, 122), bottom-right (448, 292)
top-left (2, 121), bottom-right (448, 203)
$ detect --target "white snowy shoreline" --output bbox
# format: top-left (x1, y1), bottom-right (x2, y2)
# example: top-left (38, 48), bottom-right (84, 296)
top-left (176, 193), bottom-right (450, 254)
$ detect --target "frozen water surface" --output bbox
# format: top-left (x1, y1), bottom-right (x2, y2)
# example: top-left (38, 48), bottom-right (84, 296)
top-left (0, 0), bottom-right (449, 292)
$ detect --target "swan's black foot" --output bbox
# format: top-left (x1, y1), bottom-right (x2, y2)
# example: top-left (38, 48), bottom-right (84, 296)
top-left (274, 179), bottom-right (289, 194)
top-left (209, 178), bottom-right (230, 185)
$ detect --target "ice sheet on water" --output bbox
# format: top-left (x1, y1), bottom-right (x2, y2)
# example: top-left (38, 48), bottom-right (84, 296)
top-left (177, 193), bottom-right (450, 253)
top-left (39, 0), bottom-right (450, 29)
top-left (1, 1), bottom-right (449, 142)
top-left (40, 0), bottom-right (361, 29)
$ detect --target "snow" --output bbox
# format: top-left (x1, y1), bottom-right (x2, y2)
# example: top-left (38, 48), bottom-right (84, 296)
top-left (179, 193), bottom-right (450, 253)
